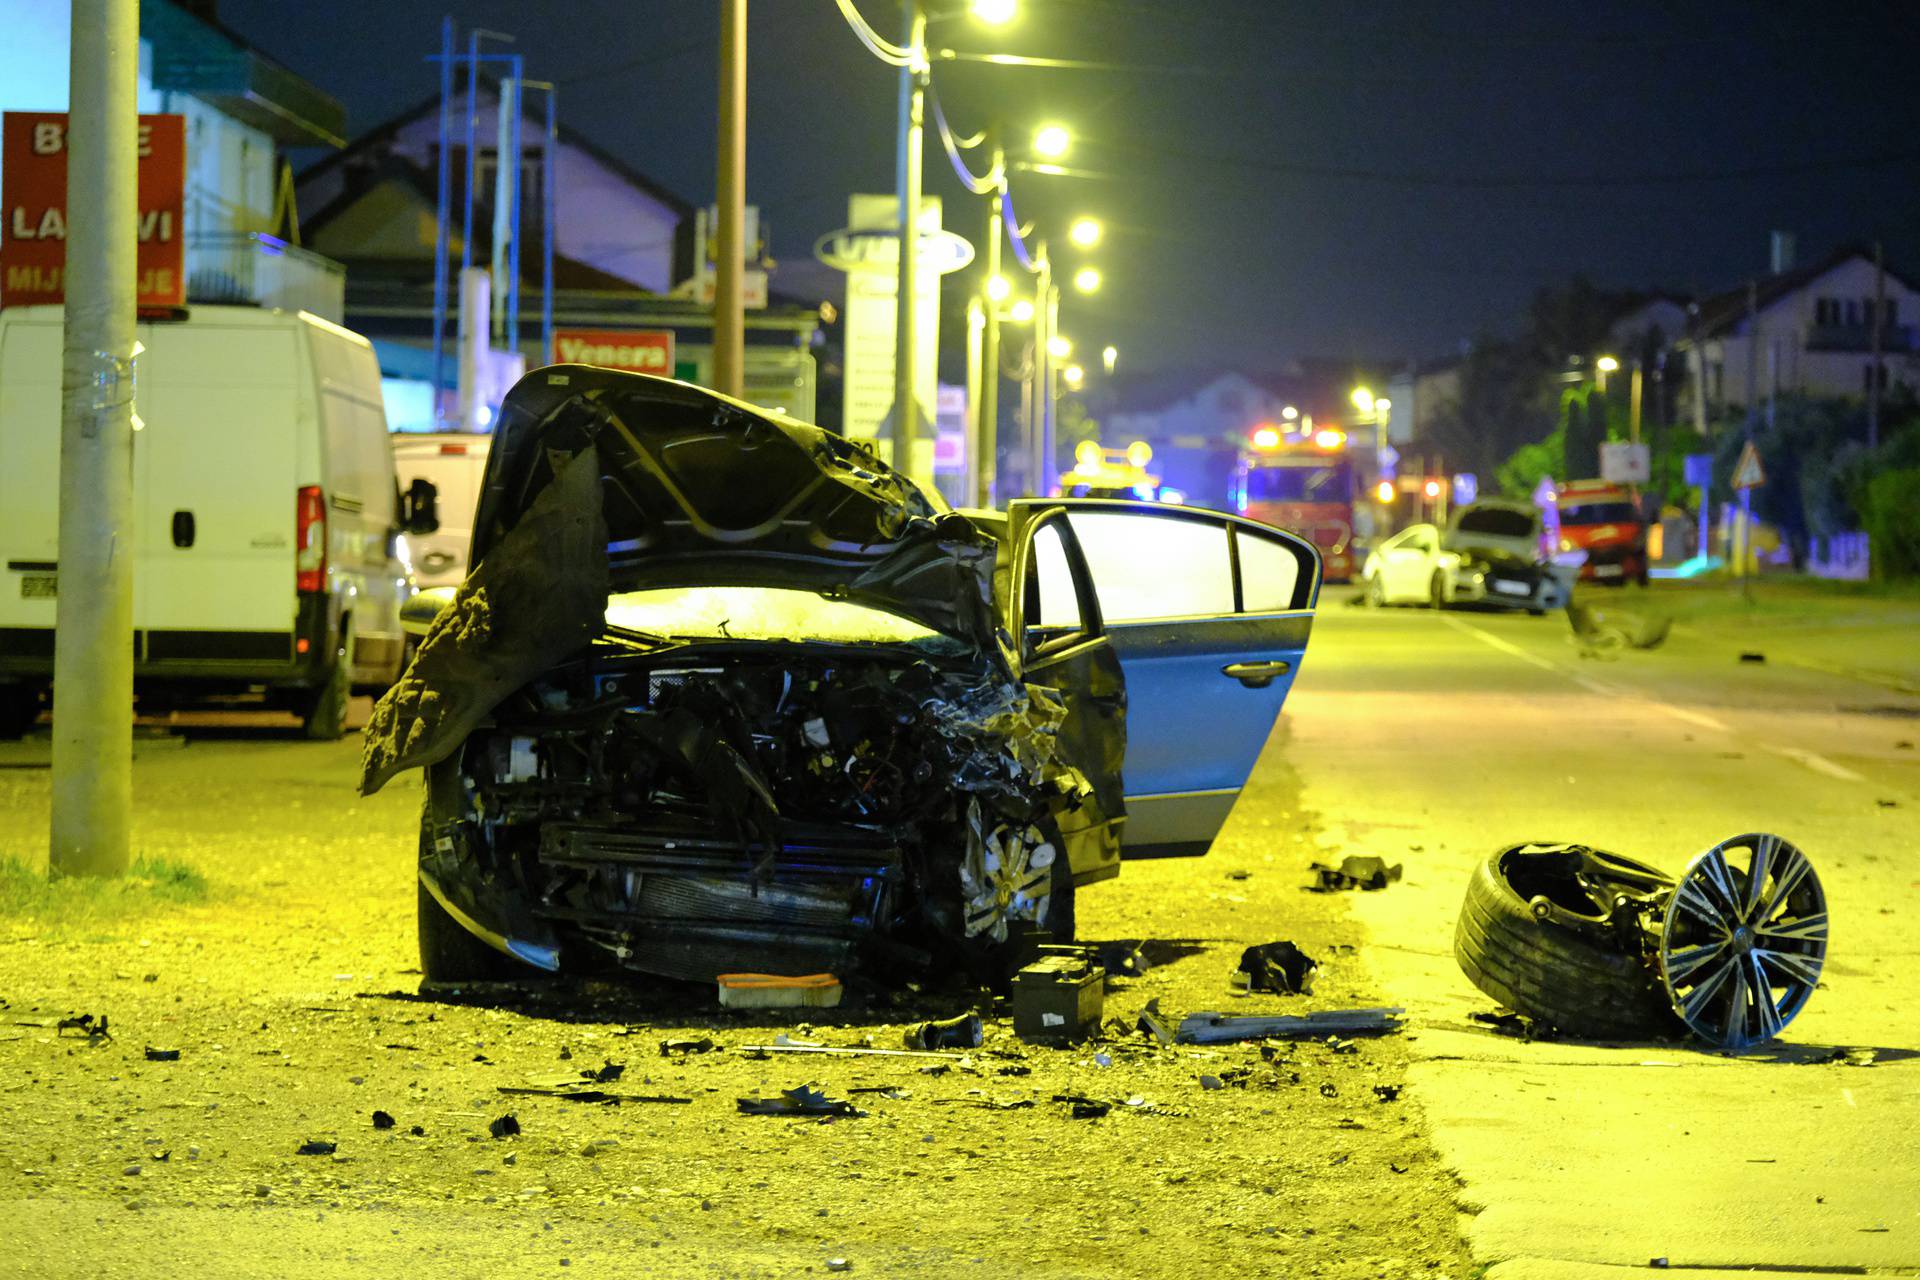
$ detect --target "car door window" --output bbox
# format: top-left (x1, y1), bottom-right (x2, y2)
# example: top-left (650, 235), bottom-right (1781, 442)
top-left (1236, 525), bottom-right (1307, 612)
top-left (1027, 518), bottom-right (1084, 630)
top-left (1056, 510), bottom-right (1234, 623)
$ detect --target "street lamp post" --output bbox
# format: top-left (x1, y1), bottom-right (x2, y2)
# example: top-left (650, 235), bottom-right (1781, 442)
top-left (979, 124), bottom-right (1004, 507)
top-left (890, 0), bottom-right (930, 476)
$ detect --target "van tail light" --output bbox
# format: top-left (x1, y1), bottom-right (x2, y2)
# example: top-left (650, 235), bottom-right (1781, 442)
top-left (295, 485), bottom-right (327, 593)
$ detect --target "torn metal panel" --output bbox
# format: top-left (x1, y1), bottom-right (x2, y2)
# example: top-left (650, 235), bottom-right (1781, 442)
top-left (361, 445), bottom-right (610, 796)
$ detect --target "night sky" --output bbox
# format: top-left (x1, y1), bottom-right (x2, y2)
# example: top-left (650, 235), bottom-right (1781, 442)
top-left (221, 0), bottom-right (1920, 375)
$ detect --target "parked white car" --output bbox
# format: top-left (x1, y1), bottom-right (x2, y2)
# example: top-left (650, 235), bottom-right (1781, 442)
top-left (1360, 501), bottom-right (1569, 615)
top-left (390, 433), bottom-right (491, 590)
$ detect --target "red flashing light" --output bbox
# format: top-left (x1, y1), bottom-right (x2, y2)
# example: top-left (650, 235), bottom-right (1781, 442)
top-left (438, 443), bottom-right (469, 455)
top-left (1423, 479), bottom-right (1442, 498)
top-left (295, 485), bottom-right (327, 593)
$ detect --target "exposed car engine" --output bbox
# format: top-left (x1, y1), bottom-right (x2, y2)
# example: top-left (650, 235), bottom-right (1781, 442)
top-left (421, 643), bottom-right (1081, 983)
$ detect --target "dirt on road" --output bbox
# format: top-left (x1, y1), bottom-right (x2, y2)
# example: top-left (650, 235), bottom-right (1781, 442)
top-left (0, 717), bottom-right (1475, 1279)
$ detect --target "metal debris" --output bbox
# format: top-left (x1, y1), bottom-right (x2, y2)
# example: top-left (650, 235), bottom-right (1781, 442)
top-left (1176, 1008), bottom-right (1405, 1044)
top-left (488, 1114), bottom-right (521, 1138)
top-left (904, 1013), bottom-right (983, 1051)
top-left (295, 1140), bottom-right (337, 1156)
top-left (736, 1086), bottom-right (866, 1118)
top-left (142, 1046), bottom-right (180, 1062)
top-left (660, 1037), bottom-right (717, 1056)
top-left (497, 1086), bottom-right (692, 1104)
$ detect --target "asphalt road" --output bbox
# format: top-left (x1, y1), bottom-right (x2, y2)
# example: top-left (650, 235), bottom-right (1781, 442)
top-left (2, 586), bottom-right (1915, 1278)
top-left (1288, 589), bottom-right (1920, 1278)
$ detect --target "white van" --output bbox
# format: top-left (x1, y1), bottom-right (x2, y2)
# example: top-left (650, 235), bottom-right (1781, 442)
top-left (389, 432), bottom-right (491, 590)
top-left (0, 305), bottom-right (437, 739)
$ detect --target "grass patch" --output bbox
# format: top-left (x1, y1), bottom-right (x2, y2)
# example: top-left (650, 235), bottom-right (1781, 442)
top-left (0, 855), bottom-right (211, 923)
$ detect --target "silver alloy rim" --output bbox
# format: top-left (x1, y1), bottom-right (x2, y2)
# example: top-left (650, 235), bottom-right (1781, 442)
top-left (1658, 833), bottom-right (1827, 1051)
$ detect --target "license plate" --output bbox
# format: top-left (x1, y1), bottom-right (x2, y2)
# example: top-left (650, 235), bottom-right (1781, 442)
top-left (1491, 579), bottom-right (1529, 596)
top-left (20, 574), bottom-right (56, 599)
top-left (1594, 564), bottom-right (1622, 578)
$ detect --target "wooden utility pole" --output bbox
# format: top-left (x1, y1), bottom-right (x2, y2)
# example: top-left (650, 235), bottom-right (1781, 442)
top-left (51, 0), bottom-right (139, 877)
top-left (712, 0), bottom-right (746, 397)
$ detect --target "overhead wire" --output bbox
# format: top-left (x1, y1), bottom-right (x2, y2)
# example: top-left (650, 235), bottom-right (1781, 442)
top-left (929, 84), bottom-right (1000, 196)
top-left (833, 0), bottom-right (919, 68)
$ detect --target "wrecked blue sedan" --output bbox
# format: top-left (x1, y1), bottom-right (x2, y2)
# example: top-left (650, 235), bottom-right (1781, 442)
top-left (362, 367), bottom-right (1320, 985)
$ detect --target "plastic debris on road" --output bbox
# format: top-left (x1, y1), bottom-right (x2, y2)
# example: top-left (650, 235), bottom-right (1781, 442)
top-left (1308, 856), bottom-right (1403, 892)
top-left (1235, 940), bottom-right (1319, 995)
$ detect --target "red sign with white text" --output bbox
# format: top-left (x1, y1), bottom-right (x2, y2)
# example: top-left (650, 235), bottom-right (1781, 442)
top-left (551, 328), bottom-right (676, 376)
top-left (2, 111), bottom-right (186, 309)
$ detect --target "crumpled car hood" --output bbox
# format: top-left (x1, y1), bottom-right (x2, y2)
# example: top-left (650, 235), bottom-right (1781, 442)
top-left (471, 366), bottom-right (1003, 649)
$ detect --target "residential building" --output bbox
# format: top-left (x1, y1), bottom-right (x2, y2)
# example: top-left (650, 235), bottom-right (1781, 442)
top-left (1, 0), bottom-right (347, 318)
top-left (295, 75), bottom-right (820, 430)
top-left (1679, 244), bottom-right (1920, 418)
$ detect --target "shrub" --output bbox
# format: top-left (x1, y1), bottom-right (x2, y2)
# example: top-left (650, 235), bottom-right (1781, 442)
top-left (1864, 468), bottom-right (1920, 580)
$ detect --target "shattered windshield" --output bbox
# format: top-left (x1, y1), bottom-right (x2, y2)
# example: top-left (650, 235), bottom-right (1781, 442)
top-left (604, 586), bottom-right (957, 648)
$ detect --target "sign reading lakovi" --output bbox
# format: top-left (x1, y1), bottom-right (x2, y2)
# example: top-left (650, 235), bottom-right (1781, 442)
top-left (1, 112), bottom-right (186, 309)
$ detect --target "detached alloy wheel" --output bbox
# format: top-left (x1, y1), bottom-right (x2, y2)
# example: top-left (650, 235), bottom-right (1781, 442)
top-left (1454, 842), bottom-right (1680, 1039)
top-left (1657, 833), bottom-right (1827, 1052)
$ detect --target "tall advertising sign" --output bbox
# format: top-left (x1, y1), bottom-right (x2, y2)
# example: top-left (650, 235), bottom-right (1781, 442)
top-left (1, 112), bottom-right (186, 309)
top-left (815, 194), bottom-right (972, 482)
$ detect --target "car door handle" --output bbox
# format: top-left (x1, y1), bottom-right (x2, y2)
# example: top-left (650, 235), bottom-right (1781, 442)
top-left (1222, 659), bottom-right (1291, 689)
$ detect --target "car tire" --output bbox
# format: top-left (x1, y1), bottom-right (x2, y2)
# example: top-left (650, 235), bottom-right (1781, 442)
top-left (0, 683), bottom-right (41, 739)
top-left (1363, 574), bottom-right (1386, 608)
top-left (1453, 845), bottom-right (1679, 1040)
top-left (300, 619), bottom-right (352, 741)
top-left (1428, 571), bottom-right (1447, 609)
top-left (418, 879), bottom-right (518, 983)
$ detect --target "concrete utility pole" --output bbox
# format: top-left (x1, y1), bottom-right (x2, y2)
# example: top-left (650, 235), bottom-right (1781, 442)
top-left (1869, 241), bottom-right (1885, 450)
top-left (964, 297), bottom-right (984, 507)
top-left (50, 0), bottom-right (138, 878)
top-left (889, 0), bottom-right (928, 474)
top-left (978, 125), bottom-right (1004, 507)
top-left (712, 0), bottom-right (747, 398)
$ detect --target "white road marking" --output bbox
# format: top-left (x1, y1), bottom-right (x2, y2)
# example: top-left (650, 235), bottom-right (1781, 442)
top-left (1440, 612), bottom-right (1865, 783)
top-left (1763, 745), bottom-right (1867, 783)
top-left (1655, 705), bottom-right (1732, 733)
top-left (1439, 616), bottom-right (1561, 673)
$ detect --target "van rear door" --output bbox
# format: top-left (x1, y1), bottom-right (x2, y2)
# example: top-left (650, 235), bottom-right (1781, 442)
top-left (134, 318), bottom-right (301, 660)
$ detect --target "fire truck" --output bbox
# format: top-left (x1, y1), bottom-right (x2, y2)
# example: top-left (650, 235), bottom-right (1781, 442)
top-left (1233, 423), bottom-right (1358, 581)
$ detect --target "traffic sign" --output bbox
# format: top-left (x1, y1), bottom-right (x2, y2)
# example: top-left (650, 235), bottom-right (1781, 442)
top-left (1731, 441), bottom-right (1766, 490)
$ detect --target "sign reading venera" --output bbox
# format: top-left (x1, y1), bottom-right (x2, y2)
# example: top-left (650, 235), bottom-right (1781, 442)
top-left (551, 328), bottom-right (675, 376)
top-left (1, 111), bottom-right (186, 309)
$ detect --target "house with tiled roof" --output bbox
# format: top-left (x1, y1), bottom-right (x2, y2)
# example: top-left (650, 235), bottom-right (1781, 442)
top-left (1677, 244), bottom-right (1920, 417)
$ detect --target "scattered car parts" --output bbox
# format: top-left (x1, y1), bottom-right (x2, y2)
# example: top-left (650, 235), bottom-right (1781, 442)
top-left (1235, 941), bottom-right (1318, 994)
top-left (1011, 948), bottom-right (1106, 1043)
top-left (1309, 855), bottom-right (1402, 892)
top-left (1175, 1008), bottom-right (1405, 1044)
top-left (1453, 834), bottom-right (1828, 1051)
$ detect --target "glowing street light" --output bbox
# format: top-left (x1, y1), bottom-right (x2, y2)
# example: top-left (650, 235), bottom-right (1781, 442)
top-left (1062, 363), bottom-right (1085, 389)
top-left (1375, 480), bottom-right (1395, 503)
top-left (1032, 124), bottom-right (1070, 159)
top-left (1072, 266), bottom-right (1101, 294)
top-left (1009, 298), bottom-right (1035, 323)
top-left (1047, 334), bottom-right (1072, 359)
top-left (1350, 386), bottom-right (1375, 413)
top-left (1281, 404), bottom-right (1299, 420)
top-left (1102, 344), bottom-right (1118, 374)
top-left (986, 274), bottom-right (1010, 302)
top-left (1595, 355), bottom-right (1620, 373)
top-left (1068, 217), bottom-right (1102, 248)
top-left (969, 0), bottom-right (1017, 24)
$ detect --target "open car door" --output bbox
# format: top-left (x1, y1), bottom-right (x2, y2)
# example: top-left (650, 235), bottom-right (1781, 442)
top-left (1012, 499), bottom-right (1321, 856)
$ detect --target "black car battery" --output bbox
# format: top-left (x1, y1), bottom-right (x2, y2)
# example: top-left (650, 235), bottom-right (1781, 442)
top-left (1011, 946), bottom-right (1105, 1043)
